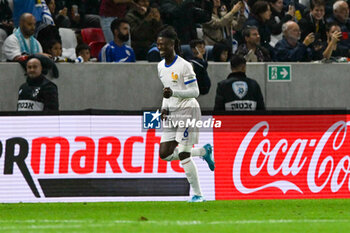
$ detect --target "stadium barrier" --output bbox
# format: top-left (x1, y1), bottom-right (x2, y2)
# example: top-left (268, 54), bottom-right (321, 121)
top-left (1, 110), bottom-right (350, 203)
top-left (0, 62), bottom-right (350, 111)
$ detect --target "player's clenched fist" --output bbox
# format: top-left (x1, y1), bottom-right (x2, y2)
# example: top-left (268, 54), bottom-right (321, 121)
top-left (161, 109), bottom-right (168, 121)
top-left (163, 87), bottom-right (173, 98)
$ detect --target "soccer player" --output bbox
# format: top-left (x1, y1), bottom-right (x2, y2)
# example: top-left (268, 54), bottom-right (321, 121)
top-left (156, 26), bottom-right (215, 202)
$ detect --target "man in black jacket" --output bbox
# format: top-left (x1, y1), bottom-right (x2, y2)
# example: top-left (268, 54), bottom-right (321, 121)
top-left (188, 39), bottom-right (211, 95)
top-left (17, 57), bottom-right (59, 111)
top-left (159, 0), bottom-right (213, 44)
top-left (214, 54), bottom-right (265, 111)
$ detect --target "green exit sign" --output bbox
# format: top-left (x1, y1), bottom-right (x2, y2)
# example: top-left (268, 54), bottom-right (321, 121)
top-left (267, 65), bottom-right (292, 81)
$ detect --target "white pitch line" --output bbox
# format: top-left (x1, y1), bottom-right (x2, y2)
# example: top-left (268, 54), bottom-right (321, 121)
top-left (0, 219), bottom-right (349, 229)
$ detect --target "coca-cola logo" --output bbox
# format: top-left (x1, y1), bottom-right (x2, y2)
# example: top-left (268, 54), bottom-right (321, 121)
top-left (214, 115), bottom-right (350, 199)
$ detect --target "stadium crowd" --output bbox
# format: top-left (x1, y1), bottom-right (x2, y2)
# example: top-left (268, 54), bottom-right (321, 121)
top-left (1, 0), bottom-right (350, 64)
top-left (1, 0), bottom-right (350, 106)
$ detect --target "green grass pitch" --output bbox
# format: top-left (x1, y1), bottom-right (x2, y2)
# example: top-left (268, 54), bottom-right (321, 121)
top-left (1, 199), bottom-right (350, 233)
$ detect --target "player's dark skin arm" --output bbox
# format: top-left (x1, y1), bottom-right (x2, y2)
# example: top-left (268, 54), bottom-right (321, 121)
top-left (161, 87), bottom-right (190, 160)
top-left (158, 36), bottom-right (190, 161)
top-left (163, 87), bottom-right (173, 98)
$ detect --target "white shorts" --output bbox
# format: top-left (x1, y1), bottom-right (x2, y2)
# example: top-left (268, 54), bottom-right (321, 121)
top-left (160, 106), bottom-right (200, 146)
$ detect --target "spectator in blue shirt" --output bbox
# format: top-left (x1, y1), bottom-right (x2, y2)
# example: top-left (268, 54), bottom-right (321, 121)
top-left (99, 18), bottom-right (136, 62)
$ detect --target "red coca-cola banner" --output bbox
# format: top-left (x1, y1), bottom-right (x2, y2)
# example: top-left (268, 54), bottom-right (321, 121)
top-left (213, 114), bottom-right (350, 199)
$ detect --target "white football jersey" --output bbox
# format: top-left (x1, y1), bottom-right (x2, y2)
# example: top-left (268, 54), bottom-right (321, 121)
top-left (158, 55), bottom-right (200, 111)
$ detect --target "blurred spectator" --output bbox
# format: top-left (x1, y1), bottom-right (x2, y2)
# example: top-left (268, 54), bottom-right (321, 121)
top-left (76, 43), bottom-right (91, 62)
top-left (322, 22), bottom-right (349, 60)
top-left (245, 1), bottom-right (272, 52)
top-left (13, 0), bottom-right (54, 28)
top-left (274, 20), bottom-right (317, 61)
top-left (46, 0), bottom-right (56, 15)
top-left (212, 41), bottom-right (230, 61)
top-left (298, 0), bottom-right (327, 43)
top-left (36, 23), bottom-right (61, 57)
top-left (283, 0), bottom-right (306, 21)
top-left (2, 13), bottom-right (44, 62)
top-left (54, 0), bottom-right (101, 28)
top-left (267, 0), bottom-right (294, 46)
top-left (236, 26), bottom-right (271, 62)
top-left (0, 0), bottom-right (13, 61)
top-left (214, 54), bottom-right (265, 111)
top-left (326, 0), bottom-right (350, 50)
top-left (324, 0), bottom-right (338, 19)
top-left (12, 0), bottom-right (59, 54)
top-left (188, 39), bottom-right (211, 95)
top-left (125, 0), bottom-right (163, 60)
top-left (202, 0), bottom-right (246, 46)
top-left (327, 0), bottom-right (350, 29)
top-left (99, 18), bottom-right (136, 62)
top-left (99, 0), bottom-right (135, 43)
top-left (17, 57), bottom-right (59, 111)
top-left (159, 0), bottom-right (213, 44)
top-left (44, 39), bottom-right (80, 62)
top-left (146, 42), bottom-right (161, 62)
top-left (44, 39), bottom-right (62, 58)
top-left (0, 0), bottom-right (13, 34)
top-left (55, 1), bottom-right (82, 28)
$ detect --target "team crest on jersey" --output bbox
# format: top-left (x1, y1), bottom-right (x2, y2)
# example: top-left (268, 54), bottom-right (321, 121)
top-left (232, 81), bottom-right (248, 99)
top-left (33, 88), bottom-right (40, 98)
top-left (171, 72), bottom-right (178, 82)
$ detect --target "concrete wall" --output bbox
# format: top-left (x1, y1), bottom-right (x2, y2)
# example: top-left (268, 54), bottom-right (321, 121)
top-left (0, 62), bottom-right (348, 111)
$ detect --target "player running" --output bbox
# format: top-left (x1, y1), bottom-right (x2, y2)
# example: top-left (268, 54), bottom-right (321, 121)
top-left (156, 26), bottom-right (215, 203)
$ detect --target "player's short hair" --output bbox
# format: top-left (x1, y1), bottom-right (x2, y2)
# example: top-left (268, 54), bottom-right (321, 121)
top-left (326, 22), bottom-right (340, 32)
top-left (333, 0), bottom-right (346, 11)
top-left (110, 18), bottom-right (129, 34)
top-left (230, 54), bottom-right (246, 69)
top-left (242, 26), bottom-right (259, 39)
top-left (310, 0), bottom-right (325, 10)
top-left (76, 43), bottom-right (90, 57)
top-left (251, 1), bottom-right (269, 18)
top-left (158, 25), bottom-right (178, 41)
top-left (282, 20), bottom-right (295, 34)
top-left (43, 39), bottom-right (61, 53)
top-left (157, 25), bottom-right (181, 54)
top-left (189, 39), bottom-right (205, 49)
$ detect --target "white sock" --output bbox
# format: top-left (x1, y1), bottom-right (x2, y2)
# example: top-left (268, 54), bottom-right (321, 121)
top-left (164, 147), bottom-right (205, 161)
top-left (191, 147), bottom-right (206, 157)
top-left (163, 148), bottom-right (179, 161)
top-left (181, 157), bottom-right (202, 196)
